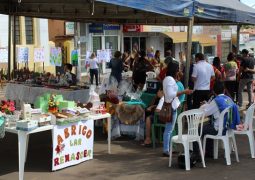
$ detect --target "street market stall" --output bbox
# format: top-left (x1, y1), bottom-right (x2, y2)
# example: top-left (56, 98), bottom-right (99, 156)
top-left (0, 92), bottom-right (111, 180)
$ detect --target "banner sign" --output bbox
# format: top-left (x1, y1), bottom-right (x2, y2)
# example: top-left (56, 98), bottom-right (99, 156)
top-left (0, 48), bottom-right (8, 63)
top-left (50, 47), bottom-right (62, 67)
top-left (103, 24), bottom-right (120, 30)
top-left (89, 24), bottom-right (104, 33)
top-left (17, 47), bottom-right (29, 63)
top-left (34, 48), bottom-right (45, 62)
top-left (123, 25), bottom-right (142, 32)
top-left (52, 120), bottom-right (94, 171)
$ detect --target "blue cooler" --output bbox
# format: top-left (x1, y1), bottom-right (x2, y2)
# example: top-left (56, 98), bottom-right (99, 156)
top-left (146, 79), bottom-right (160, 94)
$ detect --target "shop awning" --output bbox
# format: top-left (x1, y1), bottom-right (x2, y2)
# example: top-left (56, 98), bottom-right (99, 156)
top-left (162, 32), bottom-right (217, 46)
top-left (162, 32), bottom-right (196, 43)
top-left (195, 34), bottom-right (217, 46)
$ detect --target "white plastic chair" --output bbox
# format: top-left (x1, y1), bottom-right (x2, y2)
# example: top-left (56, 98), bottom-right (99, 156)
top-left (169, 109), bottom-right (206, 171)
top-left (203, 107), bottom-right (239, 165)
top-left (234, 103), bottom-right (255, 158)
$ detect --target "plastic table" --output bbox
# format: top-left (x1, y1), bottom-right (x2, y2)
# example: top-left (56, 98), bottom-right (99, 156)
top-left (5, 113), bottom-right (111, 180)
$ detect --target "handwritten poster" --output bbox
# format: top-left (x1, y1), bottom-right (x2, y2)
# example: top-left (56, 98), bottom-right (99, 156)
top-left (52, 120), bottom-right (94, 171)
top-left (34, 48), bottom-right (45, 62)
top-left (50, 47), bottom-right (62, 66)
top-left (86, 51), bottom-right (92, 60)
top-left (0, 48), bottom-right (8, 63)
top-left (96, 49), bottom-right (111, 63)
top-left (17, 47), bottom-right (29, 63)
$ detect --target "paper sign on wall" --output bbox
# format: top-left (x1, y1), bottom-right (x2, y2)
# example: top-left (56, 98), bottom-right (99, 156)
top-left (71, 50), bottom-right (78, 66)
top-left (0, 48), bottom-right (8, 63)
top-left (50, 47), bottom-right (62, 66)
top-left (96, 49), bottom-right (111, 63)
top-left (34, 48), bottom-right (45, 62)
top-left (17, 47), bottom-right (29, 63)
top-left (52, 120), bottom-right (94, 171)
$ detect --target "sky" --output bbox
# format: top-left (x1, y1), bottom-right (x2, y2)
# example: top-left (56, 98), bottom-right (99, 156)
top-left (241, 0), bottom-right (255, 7)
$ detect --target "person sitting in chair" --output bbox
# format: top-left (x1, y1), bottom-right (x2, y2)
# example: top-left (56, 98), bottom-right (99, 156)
top-left (64, 63), bottom-right (77, 86)
top-left (193, 81), bottom-right (240, 158)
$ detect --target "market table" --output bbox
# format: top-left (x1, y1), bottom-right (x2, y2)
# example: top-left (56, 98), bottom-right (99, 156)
top-left (5, 83), bottom-right (90, 104)
top-left (5, 113), bottom-right (111, 180)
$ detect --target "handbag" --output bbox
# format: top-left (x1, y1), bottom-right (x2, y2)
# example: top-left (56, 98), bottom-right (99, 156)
top-left (158, 101), bottom-right (172, 123)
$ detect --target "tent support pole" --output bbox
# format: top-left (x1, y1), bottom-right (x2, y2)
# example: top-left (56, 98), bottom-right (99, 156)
top-left (7, 15), bottom-right (12, 80)
top-left (185, 16), bottom-right (194, 88)
top-left (13, 15), bottom-right (17, 78)
top-left (236, 25), bottom-right (241, 54)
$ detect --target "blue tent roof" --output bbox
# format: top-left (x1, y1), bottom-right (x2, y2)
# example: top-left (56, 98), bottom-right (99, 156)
top-left (0, 0), bottom-right (254, 25)
top-left (194, 0), bottom-right (255, 24)
top-left (97, 0), bottom-right (255, 24)
top-left (97, 0), bottom-right (194, 17)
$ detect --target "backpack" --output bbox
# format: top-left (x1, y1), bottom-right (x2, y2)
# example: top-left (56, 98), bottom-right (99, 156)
top-left (178, 151), bottom-right (197, 169)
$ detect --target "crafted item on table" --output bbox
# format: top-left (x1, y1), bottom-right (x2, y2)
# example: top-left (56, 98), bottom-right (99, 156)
top-left (58, 100), bottom-right (75, 112)
top-left (16, 120), bottom-right (38, 131)
top-left (34, 93), bottom-right (65, 113)
top-left (22, 104), bottom-right (32, 120)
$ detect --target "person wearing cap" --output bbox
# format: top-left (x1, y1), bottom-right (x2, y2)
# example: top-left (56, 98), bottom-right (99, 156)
top-left (238, 49), bottom-right (255, 108)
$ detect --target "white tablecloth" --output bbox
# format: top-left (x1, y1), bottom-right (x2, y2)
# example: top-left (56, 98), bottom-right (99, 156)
top-left (5, 83), bottom-right (90, 104)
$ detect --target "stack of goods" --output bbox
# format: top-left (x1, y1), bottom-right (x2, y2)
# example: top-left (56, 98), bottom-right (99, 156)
top-left (34, 93), bottom-right (91, 126)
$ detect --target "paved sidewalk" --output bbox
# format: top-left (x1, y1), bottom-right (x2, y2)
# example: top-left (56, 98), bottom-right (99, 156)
top-left (0, 130), bottom-right (255, 180)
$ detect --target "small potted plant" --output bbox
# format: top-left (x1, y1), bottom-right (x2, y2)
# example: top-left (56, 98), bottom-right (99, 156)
top-left (48, 94), bottom-right (58, 113)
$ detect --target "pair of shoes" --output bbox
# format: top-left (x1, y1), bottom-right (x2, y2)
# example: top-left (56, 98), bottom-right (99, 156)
top-left (162, 152), bottom-right (169, 157)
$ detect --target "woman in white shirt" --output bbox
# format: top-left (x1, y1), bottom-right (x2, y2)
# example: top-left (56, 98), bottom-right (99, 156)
top-left (88, 53), bottom-right (99, 86)
top-left (162, 61), bottom-right (180, 157)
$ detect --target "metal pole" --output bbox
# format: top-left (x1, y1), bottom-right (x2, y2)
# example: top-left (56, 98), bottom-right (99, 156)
top-left (236, 25), bottom-right (241, 54)
top-left (13, 15), bottom-right (17, 78)
top-left (185, 17), bottom-right (194, 88)
top-left (7, 15), bottom-right (12, 80)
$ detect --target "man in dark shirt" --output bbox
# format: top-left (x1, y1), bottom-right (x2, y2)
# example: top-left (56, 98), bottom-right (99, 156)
top-left (109, 51), bottom-right (123, 84)
top-left (238, 49), bottom-right (255, 108)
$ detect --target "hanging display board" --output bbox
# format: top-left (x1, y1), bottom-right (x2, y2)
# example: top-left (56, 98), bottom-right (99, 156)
top-left (34, 48), bottom-right (45, 62)
top-left (0, 48), bottom-right (8, 63)
top-left (50, 47), bottom-right (62, 66)
top-left (96, 49), bottom-right (111, 63)
top-left (52, 120), bottom-right (94, 171)
top-left (17, 47), bottom-right (29, 63)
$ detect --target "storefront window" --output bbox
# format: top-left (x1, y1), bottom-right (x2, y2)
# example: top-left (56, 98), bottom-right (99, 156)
top-left (93, 36), bottom-right (102, 53)
top-left (140, 37), bottom-right (146, 51)
top-left (124, 37), bottom-right (131, 53)
top-left (105, 36), bottom-right (118, 54)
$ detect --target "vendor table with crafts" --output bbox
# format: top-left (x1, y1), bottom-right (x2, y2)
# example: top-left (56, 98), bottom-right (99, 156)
top-left (5, 83), bottom-right (90, 104)
top-left (4, 113), bottom-right (111, 180)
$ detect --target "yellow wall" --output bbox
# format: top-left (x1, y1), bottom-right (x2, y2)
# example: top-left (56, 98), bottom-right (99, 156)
top-left (14, 17), bottom-right (74, 75)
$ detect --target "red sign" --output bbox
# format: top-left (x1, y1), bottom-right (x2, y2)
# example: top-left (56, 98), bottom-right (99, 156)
top-left (123, 25), bottom-right (142, 32)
